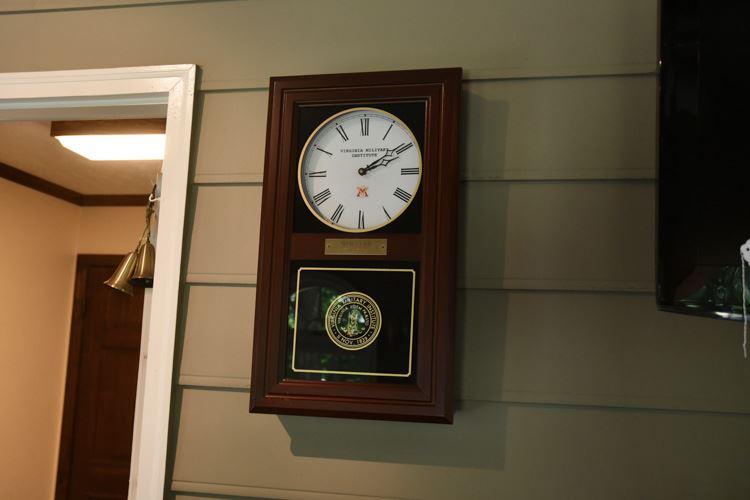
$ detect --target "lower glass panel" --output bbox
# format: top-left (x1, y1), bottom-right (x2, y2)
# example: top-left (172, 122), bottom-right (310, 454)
top-left (285, 262), bottom-right (418, 384)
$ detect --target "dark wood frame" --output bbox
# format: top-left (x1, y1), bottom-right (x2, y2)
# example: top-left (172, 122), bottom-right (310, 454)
top-left (0, 162), bottom-right (149, 206)
top-left (55, 255), bottom-right (126, 500)
top-left (50, 118), bottom-right (166, 136)
top-left (250, 68), bottom-right (461, 423)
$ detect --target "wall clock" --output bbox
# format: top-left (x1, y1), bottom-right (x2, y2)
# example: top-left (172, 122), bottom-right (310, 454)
top-left (250, 68), bottom-right (461, 423)
top-left (298, 107), bottom-right (422, 233)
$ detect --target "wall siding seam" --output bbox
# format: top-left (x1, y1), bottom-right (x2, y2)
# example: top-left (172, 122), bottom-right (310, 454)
top-left (459, 277), bottom-right (655, 293)
top-left (184, 282), bottom-right (257, 289)
top-left (179, 375), bottom-right (249, 388)
top-left (193, 173), bottom-right (264, 184)
top-left (460, 168), bottom-right (656, 182)
top-left (0, 0), bottom-right (217, 15)
top-left (191, 181), bottom-right (263, 188)
top-left (496, 398), bottom-right (750, 418)
top-left (178, 377), bottom-right (249, 390)
top-left (191, 174), bottom-right (658, 185)
top-left (171, 480), bottom-right (405, 500)
top-left (182, 274), bottom-right (656, 293)
top-left (174, 384), bottom-right (750, 417)
top-left (463, 64), bottom-right (658, 81)
top-left (198, 65), bottom-right (658, 92)
top-left (460, 287), bottom-right (655, 295)
top-left (184, 273), bottom-right (257, 285)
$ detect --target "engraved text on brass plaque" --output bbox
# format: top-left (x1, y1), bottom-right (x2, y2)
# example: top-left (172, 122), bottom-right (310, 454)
top-left (325, 238), bottom-right (388, 256)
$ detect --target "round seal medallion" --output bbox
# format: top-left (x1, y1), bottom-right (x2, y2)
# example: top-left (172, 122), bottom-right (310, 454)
top-left (325, 291), bottom-right (382, 351)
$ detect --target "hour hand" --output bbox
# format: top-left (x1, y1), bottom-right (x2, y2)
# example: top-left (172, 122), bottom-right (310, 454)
top-left (359, 157), bottom-right (385, 174)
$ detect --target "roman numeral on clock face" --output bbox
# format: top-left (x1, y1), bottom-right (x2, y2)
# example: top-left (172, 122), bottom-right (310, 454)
top-left (401, 167), bottom-right (419, 175)
top-left (360, 117), bottom-right (369, 136)
top-left (307, 170), bottom-right (327, 177)
top-left (394, 142), bottom-right (413, 155)
top-left (382, 123), bottom-right (394, 140)
top-left (393, 187), bottom-right (412, 203)
top-left (331, 203), bottom-right (345, 224)
top-left (313, 188), bottom-right (332, 205)
top-left (357, 210), bottom-right (365, 229)
top-left (335, 124), bottom-right (349, 142)
top-left (382, 206), bottom-right (391, 220)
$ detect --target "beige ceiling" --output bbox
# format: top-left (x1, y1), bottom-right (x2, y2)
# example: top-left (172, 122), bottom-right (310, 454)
top-left (0, 120), bottom-right (161, 195)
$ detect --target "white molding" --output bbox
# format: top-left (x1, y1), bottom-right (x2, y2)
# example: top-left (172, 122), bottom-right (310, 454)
top-left (132, 65), bottom-right (195, 500)
top-left (0, 64), bottom-right (196, 500)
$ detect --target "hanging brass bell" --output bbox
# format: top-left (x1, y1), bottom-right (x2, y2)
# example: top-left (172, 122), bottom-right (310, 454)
top-left (129, 240), bottom-right (155, 287)
top-left (103, 250), bottom-right (138, 296)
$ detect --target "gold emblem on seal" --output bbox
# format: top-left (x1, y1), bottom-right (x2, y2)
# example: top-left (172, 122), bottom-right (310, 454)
top-left (325, 291), bottom-right (382, 351)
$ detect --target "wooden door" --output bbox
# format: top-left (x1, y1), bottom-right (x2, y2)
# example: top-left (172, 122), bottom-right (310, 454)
top-left (56, 255), bottom-right (145, 500)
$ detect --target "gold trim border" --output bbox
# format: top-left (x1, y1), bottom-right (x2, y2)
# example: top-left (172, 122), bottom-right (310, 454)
top-left (297, 106), bottom-right (423, 234)
top-left (291, 266), bottom-right (416, 378)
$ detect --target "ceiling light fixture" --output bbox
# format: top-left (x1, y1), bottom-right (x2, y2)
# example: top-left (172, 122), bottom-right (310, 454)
top-left (51, 118), bottom-right (166, 161)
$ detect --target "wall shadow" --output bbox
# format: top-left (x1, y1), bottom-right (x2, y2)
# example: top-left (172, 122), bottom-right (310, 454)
top-left (279, 400), bottom-right (507, 470)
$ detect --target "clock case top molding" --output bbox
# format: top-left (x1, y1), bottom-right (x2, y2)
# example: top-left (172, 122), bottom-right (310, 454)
top-left (250, 68), bottom-right (461, 423)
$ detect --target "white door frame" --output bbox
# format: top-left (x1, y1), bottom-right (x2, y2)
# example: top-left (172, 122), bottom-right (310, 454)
top-left (0, 64), bottom-right (196, 499)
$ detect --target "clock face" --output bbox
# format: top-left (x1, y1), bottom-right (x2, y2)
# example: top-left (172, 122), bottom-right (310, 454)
top-left (298, 107), bottom-right (422, 232)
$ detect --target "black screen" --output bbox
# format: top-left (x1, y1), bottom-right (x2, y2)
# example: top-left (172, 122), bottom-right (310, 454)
top-left (658, 0), bottom-right (750, 319)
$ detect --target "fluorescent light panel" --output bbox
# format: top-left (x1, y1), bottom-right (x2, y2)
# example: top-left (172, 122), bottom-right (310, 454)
top-left (55, 134), bottom-right (166, 161)
top-left (51, 119), bottom-right (167, 161)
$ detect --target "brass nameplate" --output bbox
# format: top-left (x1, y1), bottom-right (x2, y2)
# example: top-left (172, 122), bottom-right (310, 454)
top-left (325, 238), bottom-right (387, 256)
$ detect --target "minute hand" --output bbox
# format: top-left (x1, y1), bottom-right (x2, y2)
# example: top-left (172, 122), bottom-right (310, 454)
top-left (357, 144), bottom-right (406, 176)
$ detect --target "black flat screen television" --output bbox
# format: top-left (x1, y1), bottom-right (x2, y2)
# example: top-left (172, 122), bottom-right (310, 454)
top-left (658, 0), bottom-right (750, 320)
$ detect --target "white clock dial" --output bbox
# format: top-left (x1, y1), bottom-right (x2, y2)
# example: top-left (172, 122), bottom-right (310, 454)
top-left (298, 107), bottom-right (422, 232)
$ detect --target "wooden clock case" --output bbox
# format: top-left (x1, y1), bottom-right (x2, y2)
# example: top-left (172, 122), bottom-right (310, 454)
top-left (250, 68), bottom-right (461, 423)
